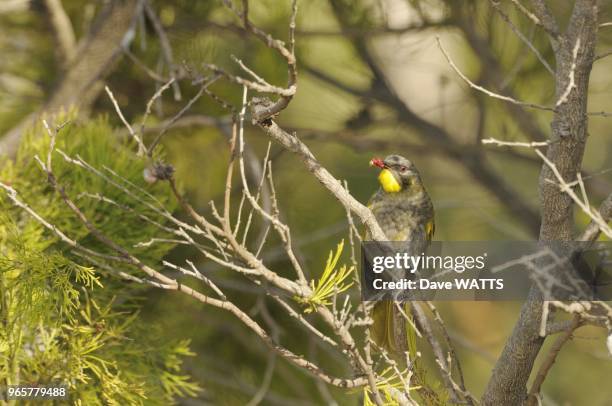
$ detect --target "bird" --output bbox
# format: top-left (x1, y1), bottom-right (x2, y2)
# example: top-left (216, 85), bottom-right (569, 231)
top-left (366, 154), bottom-right (435, 354)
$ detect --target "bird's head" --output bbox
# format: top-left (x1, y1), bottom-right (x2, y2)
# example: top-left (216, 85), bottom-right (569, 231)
top-left (369, 155), bottom-right (421, 193)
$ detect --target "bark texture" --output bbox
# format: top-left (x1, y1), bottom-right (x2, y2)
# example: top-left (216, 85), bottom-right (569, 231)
top-left (482, 1), bottom-right (598, 404)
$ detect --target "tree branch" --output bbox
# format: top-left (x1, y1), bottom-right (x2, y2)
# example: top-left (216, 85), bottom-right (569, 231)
top-left (44, 0), bottom-right (77, 64)
top-left (526, 316), bottom-right (580, 405)
top-left (253, 119), bottom-right (387, 241)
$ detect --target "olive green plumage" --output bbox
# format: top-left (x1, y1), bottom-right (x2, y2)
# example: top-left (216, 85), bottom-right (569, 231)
top-left (366, 154), bottom-right (435, 354)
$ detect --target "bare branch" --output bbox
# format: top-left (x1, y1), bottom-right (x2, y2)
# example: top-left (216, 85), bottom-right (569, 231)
top-left (123, 48), bottom-right (169, 82)
top-left (411, 303), bottom-right (464, 404)
top-left (426, 302), bottom-right (475, 405)
top-left (147, 74), bottom-right (221, 156)
top-left (529, 0), bottom-right (561, 42)
top-left (536, 148), bottom-right (612, 239)
top-left (594, 49), bottom-right (612, 61)
top-left (140, 77), bottom-right (175, 138)
top-left (253, 119), bottom-right (387, 241)
top-left (579, 192), bottom-right (612, 241)
top-left (203, 63), bottom-right (296, 97)
top-left (526, 316), bottom-right (580, 405)
top-left (143, 0), bottom-right (182, 100)
top-left (44, 0), bottom-right (76, 63)
top-left (509, 0), bottom-right (543, 27)
top-left (436, 37), bottom-right (554, 111)
top-left (0, 181), bottom-right (124, 264)
top-left (104, 85), bottom-right (147, 156)
top-left (235, 88), bottom-right (307, 284)
top-left (272, 296), bottom-right (338, 347)
top-left (489, 1), bottom-right (554, 75)
top-left (483, 136), bottom-right (612, 240)
top-left (482, 138), bottom-right (549, 148)
top-left (215, 0), bottom-right (299, 122)
top-left (26, 121), bottom-right (375, 391)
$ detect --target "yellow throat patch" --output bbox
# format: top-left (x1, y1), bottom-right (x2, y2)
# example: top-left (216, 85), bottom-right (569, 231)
top-left (378, 169), bottom-right (402, 193)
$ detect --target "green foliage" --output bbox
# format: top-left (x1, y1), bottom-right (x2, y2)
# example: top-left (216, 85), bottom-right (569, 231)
top-left (363, 373), bottom-right (448, 406)
top-left (297, 240), bottom-right (354, 313)
top-left (0, 114), bottom-right (199, 404)
top-left (7, 113), bottom-right (176, 265)
top-left (363, 366), bottom-right (421, 406)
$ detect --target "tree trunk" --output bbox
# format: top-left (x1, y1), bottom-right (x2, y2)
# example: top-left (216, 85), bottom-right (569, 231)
top-left (482, 1), bottom-right (598, 404)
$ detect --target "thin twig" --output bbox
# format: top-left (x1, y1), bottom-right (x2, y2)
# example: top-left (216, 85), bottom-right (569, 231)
top-left (436, 37), bottom-right (554, 112)
top-left (140, 77), bottom-right (175, 139)
top-left (143, 0), bottom-right (182, 100)
top-left (489, 0), bottom-right (554, 75)
top-left (148, 74), bottom-right (221, 156)
top-left (482, 137), bottom-right (550, 148)
top-left (536, 149), bottom-right (612, 238)
top-left (527, 316), bottom-right (580, 405)
top-left (105, 85), bottom-right (147, 155)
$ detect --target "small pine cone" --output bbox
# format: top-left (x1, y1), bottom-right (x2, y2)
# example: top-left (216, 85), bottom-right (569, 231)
top-left (143, 162), bottom-right (175, 184)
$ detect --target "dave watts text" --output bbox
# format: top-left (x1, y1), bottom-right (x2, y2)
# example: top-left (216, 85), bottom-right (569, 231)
top-left (372, 278), bottom-right (504, 290)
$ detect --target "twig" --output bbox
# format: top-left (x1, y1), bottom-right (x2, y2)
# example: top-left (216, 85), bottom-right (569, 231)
top-left (588, 110), bottom-right (612, 117)
top-left (32, 121), bottom-right (371, 390)
top-left (143, 0), bottom-right (182, 100)
top-left (528, 0), bottom-right (561, 42)
top-left (508, 0), bottom-right (542, 27)
top-left (426, 302), bottom-right (474, 405)
top-left (123, 48), bottom-right (169, 82)
top-left (272, 295), bottom-right (338, 347)
top-left (436, 37), bottom-right (554, 112)
top-left (578, 192), bottom-right (612, 242)
top-left (539, 301), bottom-right (550, 337)
top-left (214, 0), bottom-right (299, 122)
top-left (104, 85), bottom-right (147, 155)
top-left (594, 49), bottom-right (612, 61)
top-left (246, 351), bottom-right (276, 406)
top-left (394, 302), bottom-right (422, 339)
top-left (140, 77), bottom-right (175, 139)
top-left (411, 303), bottom-right (462, 403)
top-left (0, 181), bottom-right (125, 264)
top-left (233, 87), bottom-right (308, 285)
top-left (232, 55), bottom-right (268, 85)
top-left (536, 149), bottom-right (612, 238)
top-left (489, 0), bottom-right (554, 75)
top-left (203, 63), bottom-right (296, 97)
top-left (148, 74), bottom-right (221, 156)
top-left (482, 137), bottom-right (550, 148)
top-left (254, 120), bottom-right (387, 241)
top-left (526, 316), bottom-right (580, 405)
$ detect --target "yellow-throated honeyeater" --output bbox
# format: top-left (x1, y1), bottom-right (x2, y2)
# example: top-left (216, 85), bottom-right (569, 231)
top-left (366, 155), bottom-right (435, 354)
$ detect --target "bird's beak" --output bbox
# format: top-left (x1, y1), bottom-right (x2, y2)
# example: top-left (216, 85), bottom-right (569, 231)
top-left (370, 158), bottom-right (385, 169)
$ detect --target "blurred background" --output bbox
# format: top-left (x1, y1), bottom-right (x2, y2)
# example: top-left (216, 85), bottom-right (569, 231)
top-left (1, 0), bottom-right (611, 404)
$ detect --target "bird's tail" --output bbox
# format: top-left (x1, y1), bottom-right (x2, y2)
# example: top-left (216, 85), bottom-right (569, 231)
top-left (371, 300), bottom-right (417, 359)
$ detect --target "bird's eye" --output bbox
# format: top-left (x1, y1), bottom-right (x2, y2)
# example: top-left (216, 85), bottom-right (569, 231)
top-left (400, 166), bottom-right (408, 172)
